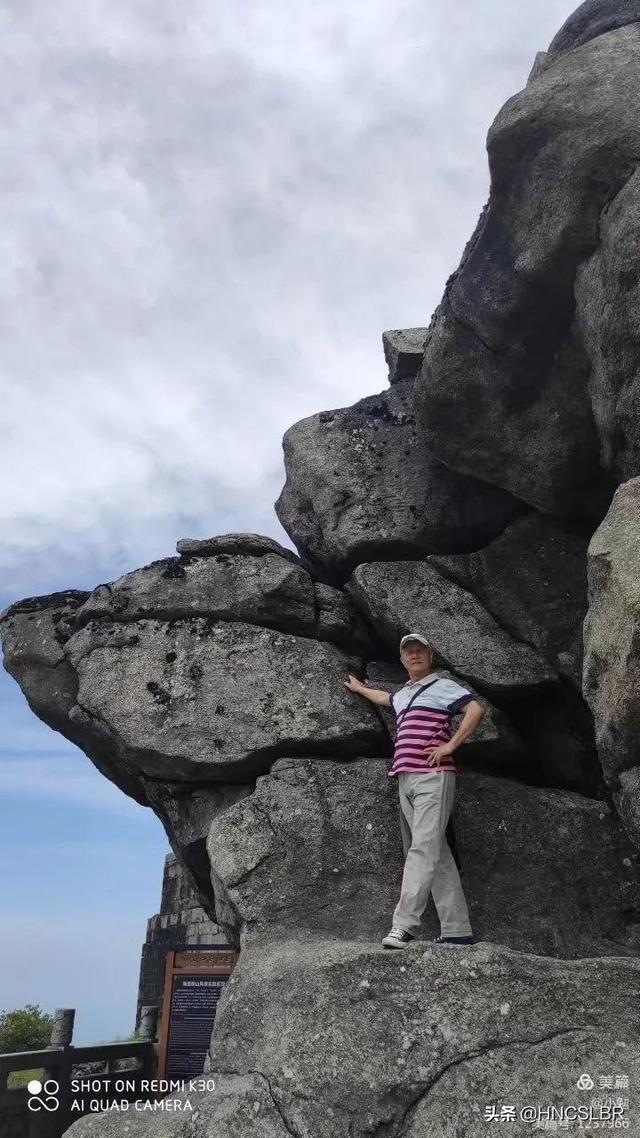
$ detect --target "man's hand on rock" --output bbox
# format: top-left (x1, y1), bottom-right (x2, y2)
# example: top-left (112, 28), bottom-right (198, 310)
top-left (344, 673), bottom-right (365, 693)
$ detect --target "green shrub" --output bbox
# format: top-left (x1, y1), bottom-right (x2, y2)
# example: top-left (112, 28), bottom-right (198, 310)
top-left (0, 1005), bottom-right (53, 1053)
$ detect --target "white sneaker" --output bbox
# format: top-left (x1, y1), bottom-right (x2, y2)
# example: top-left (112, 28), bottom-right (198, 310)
top-left (382, 926), bottom-right (415, 949)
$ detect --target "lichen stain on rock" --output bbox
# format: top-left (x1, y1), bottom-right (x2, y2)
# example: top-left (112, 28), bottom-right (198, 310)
top-left (146, 680), bottom-right (171, 705)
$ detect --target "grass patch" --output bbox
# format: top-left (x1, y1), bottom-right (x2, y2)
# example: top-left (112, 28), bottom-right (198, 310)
top-left (7, 1068), bottom-right (44, 1089)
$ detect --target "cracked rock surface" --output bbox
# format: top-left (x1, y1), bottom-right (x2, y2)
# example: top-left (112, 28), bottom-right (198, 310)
top-left (66, 939), bottom-right (640, 1138)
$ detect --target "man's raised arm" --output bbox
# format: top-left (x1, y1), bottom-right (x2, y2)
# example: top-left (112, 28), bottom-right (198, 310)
top-left (344, 673), bottom-right (391, 707)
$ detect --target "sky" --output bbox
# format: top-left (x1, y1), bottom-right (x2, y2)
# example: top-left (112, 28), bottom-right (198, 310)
top-left (0, 0), bottom-right (578, 1044)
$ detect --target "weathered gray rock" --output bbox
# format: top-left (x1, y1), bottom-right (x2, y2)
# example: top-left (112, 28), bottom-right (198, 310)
top-left (0, 590), bottom-right (148, 805)
top-left (454, 771), bottom-right (640, 959)
top-left (8, 8), bottom-right (640, 1136)
top-left (178, 1079), bottom-right (293, 1138)
top-left (431, 511), bottom-right (588, 687)
top-left (0, 589), bottom-right (87, 726)
top-left (143, 780), bottom-right (252, 927)
top-left (500, 682), bottom-right (602, 796)
top-left (206, 757), bottom-right (639, 958)
top-left (616, 767), bottom-right (640, 855)
top-left (62, 618), bottom-right (385, 782)
top-left (72, 552), bottom-right (316, 635)
top-left (584, 477), bottom-right (640, 848)
top-left (0, 549), bottom-right (383, 803)
top-left (415, 25), bottom-right (640, 519)
top-left (313, 582), bottom-right (379, 655)
top-left (175, 531), bottom-right (301, 565)
top-left (347, 560), bottom-right (555, 694)
top-left (206, 757), bottom-right (404, 945)
top-left (548, 0), bottom-right (640, 58)
top-left (66, 540), bottom-right (378, 657)
top-left (527, 50), bottom-right (549, 83)
top-left (382, 327), bottom-right (427, 383)
top-left (575, 168), bottom-right (640, 485)
top-left (199, 938), bottom-right (640, 1138)
top-left (275, 380), bottom-right (517, 581)
top-left (583, 477), bottom-right (640, 785)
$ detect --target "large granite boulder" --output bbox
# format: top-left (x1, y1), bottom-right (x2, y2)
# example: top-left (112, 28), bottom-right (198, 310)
top-left (583, 477), bottom-right (640, 849)
top-left (143, 780), bottom-right (252, 925)
top-left (313, 581), bottom-right (379, 655)
top-left (206, 757), bottom-right (402, 945)
top-left (71, 552), bottom-right (316, 635)
top-left (174, 532), bottom-right (301, 562)
top-left (575, 167), bottom-right (640, 486)
top-left (69, 537), bottom-right (378, 656)
top-left (430, 512), bottom-right (588, 688)
top-left (206, 758), bottom-right (640, 958)
top-left (454, 771), bottom-right (640, 959)
top-left (275, 380), bottom-right (517, 582)
top-left (347, 559), bottom-right (555, 694)
top-left (0, 536), bottom-right (388, 796)
top-left (0, 589), bottom-right (148, 805)
top-left (414, 23), bottom-right (640, 520)
top-left (201, 939), bottom-right (640, 1138)
top-left (62, 618), bottom-right (385, 782)
top-left (0, 589), bottom-right (86, 728)
top-left (616, 767), bottom-right (640, 858)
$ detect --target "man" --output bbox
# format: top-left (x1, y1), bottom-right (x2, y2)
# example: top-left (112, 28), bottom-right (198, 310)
top-left (345, 632), bottom-right (485, 949)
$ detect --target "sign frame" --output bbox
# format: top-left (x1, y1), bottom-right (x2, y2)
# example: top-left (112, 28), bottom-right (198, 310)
top-left (157, 946), bottom-right (239, 1081)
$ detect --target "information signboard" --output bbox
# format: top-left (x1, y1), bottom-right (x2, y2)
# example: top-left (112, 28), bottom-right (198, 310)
top-left (157, 947), bottom-right (239, 1081)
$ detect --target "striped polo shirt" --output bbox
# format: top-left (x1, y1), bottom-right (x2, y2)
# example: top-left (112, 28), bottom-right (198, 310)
top-left (388, 674), bottom-right (474, 779)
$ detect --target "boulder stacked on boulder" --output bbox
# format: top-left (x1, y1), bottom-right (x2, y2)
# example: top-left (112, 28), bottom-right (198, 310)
top-left (274, 380), bottom-right (517, 583)
top-left (413, 12), bottom-right (640, 522)
top-left (4, 2), bottom-right (640, 1133)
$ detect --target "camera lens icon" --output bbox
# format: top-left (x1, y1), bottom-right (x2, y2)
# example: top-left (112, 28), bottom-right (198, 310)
top-left (27, 1078), bottom-right (60, 1111)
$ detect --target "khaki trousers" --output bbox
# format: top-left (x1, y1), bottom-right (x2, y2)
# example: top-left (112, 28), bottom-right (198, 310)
top-left (392, 771), bottom-right (473, 937)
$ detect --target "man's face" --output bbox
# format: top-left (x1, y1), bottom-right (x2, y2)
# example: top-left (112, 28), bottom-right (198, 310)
top-left (400, 641), bottom-right (432, 675)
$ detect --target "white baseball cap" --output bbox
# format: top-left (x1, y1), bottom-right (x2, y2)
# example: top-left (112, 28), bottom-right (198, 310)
top-left (399, 632), bottom-right (432, 651)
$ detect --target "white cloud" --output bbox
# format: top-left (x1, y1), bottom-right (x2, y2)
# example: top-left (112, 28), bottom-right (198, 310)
top-left (0, 0), bottom-right (576, 598)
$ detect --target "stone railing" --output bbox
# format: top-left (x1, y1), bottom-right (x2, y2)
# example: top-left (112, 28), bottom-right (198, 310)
top-left (0, 1006), bottom-right (159, 1138)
